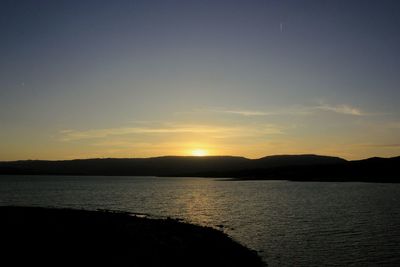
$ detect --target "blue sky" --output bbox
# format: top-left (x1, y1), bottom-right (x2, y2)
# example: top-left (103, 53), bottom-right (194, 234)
top-left (1, 0), bottom-right (400, 160)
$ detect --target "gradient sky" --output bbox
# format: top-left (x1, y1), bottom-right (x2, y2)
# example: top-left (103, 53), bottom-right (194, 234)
top-left (1, 0), bottom-right (400, 160)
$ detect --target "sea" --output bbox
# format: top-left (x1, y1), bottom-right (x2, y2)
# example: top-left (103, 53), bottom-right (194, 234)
top-left (0, 175), bottom-right (399, 266)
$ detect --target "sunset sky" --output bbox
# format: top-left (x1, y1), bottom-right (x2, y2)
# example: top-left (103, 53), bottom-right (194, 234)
top-left (1, 0), bottom-right (400, 160)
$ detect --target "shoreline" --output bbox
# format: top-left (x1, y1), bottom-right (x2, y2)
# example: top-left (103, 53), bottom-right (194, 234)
top-left (1, 206), bottom-right (265, 267)
top-left (1, 155), bottom-right (398, 183)
top-left (1, 174), bottom-right (399, 184)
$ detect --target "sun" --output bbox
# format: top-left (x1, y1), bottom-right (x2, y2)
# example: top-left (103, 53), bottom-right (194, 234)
top-left (191, 149), bottom-right (208, 157)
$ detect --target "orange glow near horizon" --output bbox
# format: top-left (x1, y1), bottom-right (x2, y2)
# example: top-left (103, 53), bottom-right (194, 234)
top-left (191, 149), bottom-right (209, 157)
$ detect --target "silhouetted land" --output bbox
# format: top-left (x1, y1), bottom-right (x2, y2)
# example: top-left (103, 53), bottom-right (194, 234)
top-left (0, 154), bottom-right (399, 182)
top-left (0, 206), bottom-right (265, 267)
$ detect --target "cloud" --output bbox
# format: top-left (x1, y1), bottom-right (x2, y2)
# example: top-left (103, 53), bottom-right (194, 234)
top-left (60, 126), bottom-right (223, 141)
top-left (388, 122), bottom-right (400, 129)
top-left (60, 123), bottom-right (284, 141)
top-left (314, 104), bottom-right (365, 116)
top-left (206, 104), bottom-right (369, 118)
top-left (358, 143), bottom-right (400, 148)
top-left (376, 144), bottom-right (400, 148)
top-left (210, 107), bottom-right (312, 117)
top-left (219, 110), bottom-right (272, 116)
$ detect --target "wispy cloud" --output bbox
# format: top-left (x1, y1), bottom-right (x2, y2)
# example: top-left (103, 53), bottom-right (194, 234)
top-left (60, 126), bottom-right (224, 141)
top-left (210, 107), bottom-right (311, 117)
top-left (366, 143), bottom-right (400, 148)
top-left (349, 142), bottom-right (400, 148)
top-left (60, 123), bottom-right (284, 141)
top-left (388, 122), bottom-right (400, 129)
top-left (219, 110), bottom-right (272, 116)
top-left (205, 103), bottom-right (369, 117)
top-left (314, 104), bottom-right (365, 116)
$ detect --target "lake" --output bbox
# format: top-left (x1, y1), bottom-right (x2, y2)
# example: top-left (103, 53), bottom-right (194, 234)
top-left (0, 175), bottom-right (399, 266)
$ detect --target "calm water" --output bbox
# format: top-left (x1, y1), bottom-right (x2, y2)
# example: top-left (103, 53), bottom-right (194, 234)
top-left (0, 175), bottom-right (399, 266)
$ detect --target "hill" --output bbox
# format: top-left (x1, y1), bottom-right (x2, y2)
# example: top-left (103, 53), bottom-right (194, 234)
top-left (223, 156), bottom-right (400, 182)
top-left (0, 154), bottom-right (398, 182)
top-left (0, 154), bottom-right (344, 176)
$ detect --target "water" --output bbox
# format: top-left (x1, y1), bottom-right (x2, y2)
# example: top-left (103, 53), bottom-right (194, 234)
top-left (0, 175), bottom-right (399, 266)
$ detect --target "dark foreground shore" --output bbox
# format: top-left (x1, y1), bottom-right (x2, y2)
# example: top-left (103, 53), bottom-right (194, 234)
top-left (0, 206), bottom-right (265, 267)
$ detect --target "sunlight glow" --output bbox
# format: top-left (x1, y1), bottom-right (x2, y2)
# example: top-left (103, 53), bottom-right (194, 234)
top-left (191, 149), bottom-right (208, 157)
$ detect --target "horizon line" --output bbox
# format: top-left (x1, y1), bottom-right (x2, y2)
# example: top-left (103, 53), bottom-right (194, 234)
top-left (1, 153), bottom-right (399, 163)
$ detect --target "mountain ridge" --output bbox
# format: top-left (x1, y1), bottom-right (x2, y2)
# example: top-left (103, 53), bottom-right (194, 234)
top-left (0, 154), bottom-right (398, 182)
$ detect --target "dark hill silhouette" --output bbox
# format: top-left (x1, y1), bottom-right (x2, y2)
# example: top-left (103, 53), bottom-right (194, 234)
top-left (0, 156), bottom-right (251, 176)
top-left (0, 154), bottom-right (343, 176)
top-left (223, 156), bottom-right (400, 183)
top-left (0, 154), bottom-right (398, 182)
top-left (253, 154), bottom-right (346, 168)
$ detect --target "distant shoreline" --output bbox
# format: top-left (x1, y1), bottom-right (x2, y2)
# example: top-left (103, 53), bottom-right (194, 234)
top-left (1, 174), bottom-right (398, 184)
top-left (0, 154), bottom-right (398, 182)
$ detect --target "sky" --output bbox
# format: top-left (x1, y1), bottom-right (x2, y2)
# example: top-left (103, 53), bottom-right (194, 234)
top-left (1, 0), bottom-right (400, 160)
